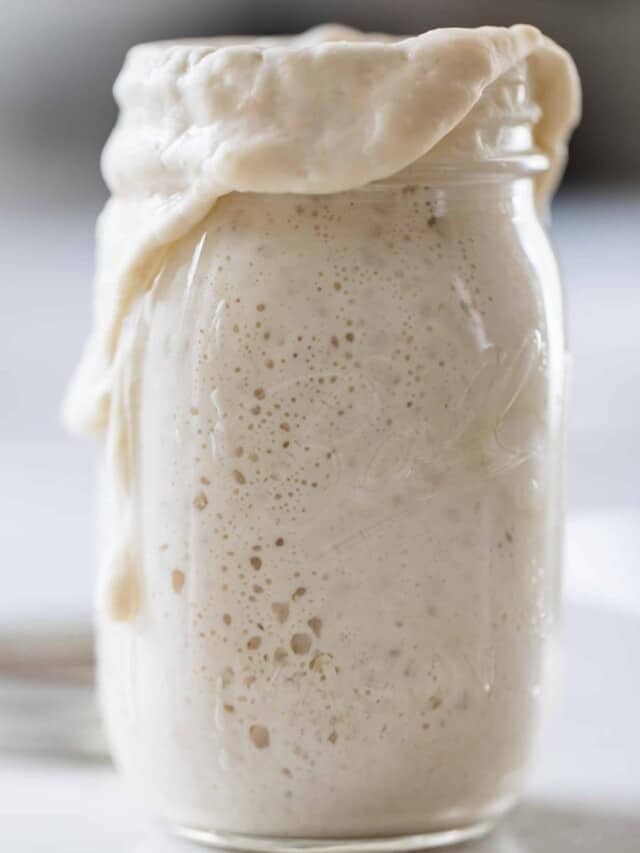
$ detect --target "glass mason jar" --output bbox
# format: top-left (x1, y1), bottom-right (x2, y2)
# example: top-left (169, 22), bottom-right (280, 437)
top-left (96, 68), bottom-right (567, 850)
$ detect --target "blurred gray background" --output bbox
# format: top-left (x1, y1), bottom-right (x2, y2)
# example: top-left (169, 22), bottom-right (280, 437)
top-left (1, 1), bottom-right (638, 624)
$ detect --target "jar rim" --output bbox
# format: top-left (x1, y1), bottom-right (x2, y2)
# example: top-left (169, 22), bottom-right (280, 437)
top-left (371, 152), bottom-right (550, 187)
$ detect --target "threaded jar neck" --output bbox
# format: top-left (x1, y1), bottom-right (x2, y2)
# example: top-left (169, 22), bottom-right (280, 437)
top-left (377, 63), bottom-right (549, 186)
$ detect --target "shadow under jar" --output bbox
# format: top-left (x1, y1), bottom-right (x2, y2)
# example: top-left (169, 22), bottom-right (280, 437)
top-left (97, 65), bottom-right (568, 852)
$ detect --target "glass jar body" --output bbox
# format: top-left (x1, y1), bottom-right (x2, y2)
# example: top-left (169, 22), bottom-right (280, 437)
top-left (98, 173), bottom-right (565, 848)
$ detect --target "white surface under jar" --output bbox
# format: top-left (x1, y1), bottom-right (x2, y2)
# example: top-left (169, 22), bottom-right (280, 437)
top-left (66, 24), bottom-right (579, 853)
